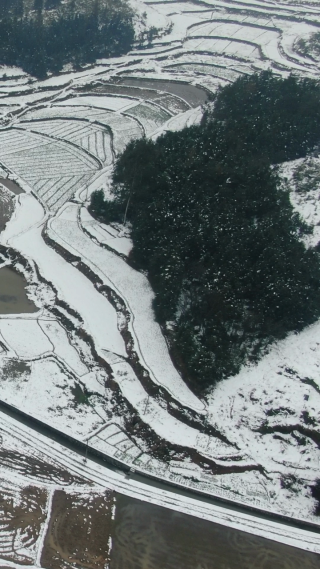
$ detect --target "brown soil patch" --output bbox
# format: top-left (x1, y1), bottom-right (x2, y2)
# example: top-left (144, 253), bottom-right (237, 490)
top-left (0, 485), bottom-right (47, 565)
top-left (41, 490), bottom-right (114, 569)
top-left (110, 494), bottom-right (320, 569)
top-left (0, 447), bottom-right (87, 485)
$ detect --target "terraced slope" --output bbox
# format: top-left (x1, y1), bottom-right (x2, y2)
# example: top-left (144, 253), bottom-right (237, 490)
top-left (0, 0), bottom-right (318, 527)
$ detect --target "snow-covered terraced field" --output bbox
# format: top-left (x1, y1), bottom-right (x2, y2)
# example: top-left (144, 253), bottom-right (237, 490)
top-left (20, 120), bottom-right (113, 165)
top-left (163, 62), bottom-right (242, 81)
top-left (124, 101), bottom-right (172, 134)
top-left (81, 207), bottom-right (133, 256)
top-left (54, 94), bottom-right (140, 112)
top-left (48, 202), bottom-right (203, 412)
top-left (0, 129), bottom-right (99, 211)
top-left (20, 106), bottom-right (144, 155)
top-left (0, 0), bottom-right (319, 533)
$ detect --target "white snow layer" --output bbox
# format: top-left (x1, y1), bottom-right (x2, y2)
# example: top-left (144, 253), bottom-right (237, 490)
top-left (0, 194), bottom-right (126, 358)
top-left (48, 203), bottom-right (204, 413)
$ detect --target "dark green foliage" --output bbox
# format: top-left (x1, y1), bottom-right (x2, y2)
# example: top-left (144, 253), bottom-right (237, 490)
top-left (33, 0), bottom-right (43, 10)
top-left (45, 0), bottom-right (61, 9)
top-left (0, 0), bottom-right (134, 78)
top-left (296, 32), bottom-right (320, 60)
top-left (207, 71), bottom-right (320, 163)
top-left (0, 0), bottom-right (23, 17)
top-left (91, 73), bottom-right (320, 391)
top-left (311, 479), bottom-right (320, 515)
top-left (280, 474), bottom-right (303, 493)
top-left (71, 383), bottom-right (91, 406)
top-left (89, 189), bottom-right (123, 224)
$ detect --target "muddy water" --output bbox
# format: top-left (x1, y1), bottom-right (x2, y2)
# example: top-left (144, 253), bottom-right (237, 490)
top-left (112, 77), bottom-right (208, 107)
top-left (95, 82), bottom-right (170, 100)
top-left (110, 495), bottom-right (320, 569)
top-left (0, 266), bottom-right (37, 314)
top-left (0, 177), bottom-right (23, 195)
top-left (0, 183), bottom-right (36, 314)
top-left (93, 83), bottom-right (190, 113)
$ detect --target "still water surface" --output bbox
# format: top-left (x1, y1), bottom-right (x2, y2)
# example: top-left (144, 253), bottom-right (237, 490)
top-left (113, 77), bottom-right (208, 107)
top-left (0, 267), bottom-right (37, 314)
top-left (110, 495), bottom-right (320, 569)
top-left (0, 181), bottom-right (36, 315)
top-left (0, 178), bottom-right (23, 196)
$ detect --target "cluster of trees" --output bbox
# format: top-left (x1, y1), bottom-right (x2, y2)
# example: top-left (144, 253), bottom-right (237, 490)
top-left (311, 479), bottom-right (320, 515)
top-left (90, 72), bottom-right (320, 391)
top-left (296, 32), bottom-right (320, 61)
top-left (0, 0), bottom-right (134, 78)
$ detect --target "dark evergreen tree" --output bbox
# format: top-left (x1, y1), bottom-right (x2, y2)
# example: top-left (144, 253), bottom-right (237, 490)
top-left (0, 0), bottom-right (134, 78)
top-left (14, 0), bottom-right (24, 17)
top-left (90, 189), bottom-right (106, 216)
top-left (311, 479), bottom-right (320, 515)
top-left (45, 0), bottom-right (61, 9)
top-left (33, 0), bottom-right (43, 10)
top-left (90, 73), bottom-right (320, 391)
top-left (0, 0), bottom-right (14, 17)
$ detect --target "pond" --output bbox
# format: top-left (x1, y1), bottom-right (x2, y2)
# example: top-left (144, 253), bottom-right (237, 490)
top-left (112, 77), bottom-right (209, 107)
top-left (110, 494), bottom-right (320, 569)
top-left (0, 266), bottom-right (37, 314)
top-left (0, 177), bottom-right (23, 196)
top-left (0, 178), bottom-right (35, 315)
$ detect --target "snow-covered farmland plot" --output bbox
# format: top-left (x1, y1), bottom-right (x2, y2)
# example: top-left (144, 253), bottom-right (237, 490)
top-left (184, 37), bottom-right (261, 60)
top-left (148, 93), bottom-right (190, 115)
top-left (0, 355), bottom-right (108, 440)
top-left (1, 194), bottom-right (126, 359)
top-left (164, 62), bottom-right (241, 81)
top-left (49, 203), bottom-right (204, 412)
top-left (81, 207), bottom-right (133, 257)
top-left (21, 106), bottom-right (143, 155)
top-left (54, 94), bottom-right (138, 112)
top-left (124, 102), bottom-right (172, 135)
top-left (0, 128), bottom-right (99, 211)
top-left (0, 316), bottom-right (87, 376)
top-left (20, 120), bottom-right (113, 165)
top-left (163, 52), bottom-right (253, 73)
top-left (188, 21), bottom-right (278, 41)
top-left (192, 13), bottom-right (275, 28)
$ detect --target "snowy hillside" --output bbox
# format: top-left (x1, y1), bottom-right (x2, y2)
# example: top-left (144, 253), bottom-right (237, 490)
top-left (0, 0), bottom-right (318, 547)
